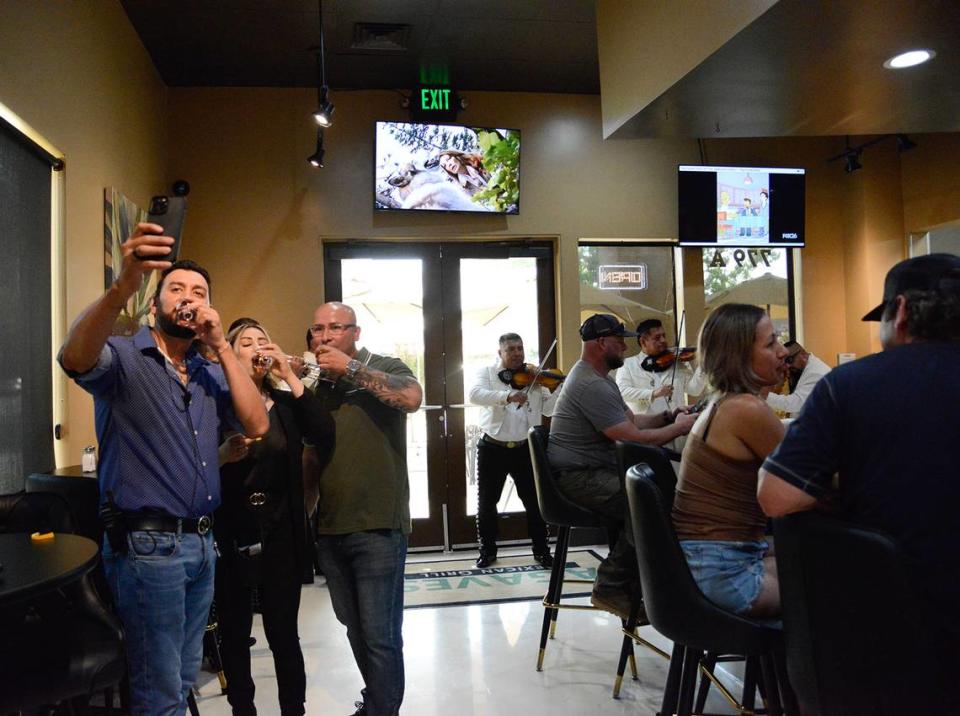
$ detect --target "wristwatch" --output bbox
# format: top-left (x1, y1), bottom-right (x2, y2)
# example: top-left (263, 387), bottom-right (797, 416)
top-left (345, 358), bottom-right (363, 380)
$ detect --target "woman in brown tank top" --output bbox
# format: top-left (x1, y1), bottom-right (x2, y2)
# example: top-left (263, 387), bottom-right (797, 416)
top-left (672, 304), bottom-right (788, 619)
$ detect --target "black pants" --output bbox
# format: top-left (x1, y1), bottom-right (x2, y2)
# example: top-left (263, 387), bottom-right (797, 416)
top-left (215, 527), bottom-right (306, 716)
top-left (476, 438), bottom-right (549, 556)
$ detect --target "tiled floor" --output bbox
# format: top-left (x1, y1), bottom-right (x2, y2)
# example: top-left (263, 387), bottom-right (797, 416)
top-left (195, 547), bottom-right (742, 715)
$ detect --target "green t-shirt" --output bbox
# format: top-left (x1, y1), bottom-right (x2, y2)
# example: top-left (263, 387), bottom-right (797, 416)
top-left (315, 347), bottom-right (413, 535)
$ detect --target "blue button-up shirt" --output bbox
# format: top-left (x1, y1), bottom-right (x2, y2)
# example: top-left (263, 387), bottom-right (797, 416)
top-left (62, 326), bottom-right (238, 518)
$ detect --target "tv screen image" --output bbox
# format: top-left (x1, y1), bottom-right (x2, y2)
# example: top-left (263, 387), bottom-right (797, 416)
top-left (375, 121), bottom-right (520, 214)
top-left (678, 165), bottom-right (805, 247)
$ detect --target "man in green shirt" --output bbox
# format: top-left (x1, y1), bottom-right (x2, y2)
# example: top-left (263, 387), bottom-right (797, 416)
top-left (306, 302), bottom-right (422, 716)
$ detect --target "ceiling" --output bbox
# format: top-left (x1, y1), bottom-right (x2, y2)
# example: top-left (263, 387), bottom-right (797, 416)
top-left (610, 0), bottom-right (960, 139)
top-left (122, 0), bottom-right (959, 138)
top-left (120, 0), bottom-right (600, 94)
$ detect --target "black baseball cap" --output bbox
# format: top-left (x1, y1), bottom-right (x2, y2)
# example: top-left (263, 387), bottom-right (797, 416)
top-left (579, 313), bottom-right (638, 341)
top-left (862, 253), bottom-right (960, 321)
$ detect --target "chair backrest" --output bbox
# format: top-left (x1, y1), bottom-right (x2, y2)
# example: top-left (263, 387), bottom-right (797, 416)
top-left (625, 465), bottom-right (777, 655)
top-left (527, 425), bottom-right (607, 529)
top-left (616, 440), bottom-right (677, 507)
top-left (0, 491), bottom-right (77, 534)
top-left (774, 512), bottom-right (941, 716)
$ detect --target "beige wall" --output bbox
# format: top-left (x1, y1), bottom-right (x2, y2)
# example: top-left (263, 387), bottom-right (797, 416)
top-left (900, 133), bottom-right (960, 232)
top-left (596, 0), bottom-right (775, 138)
top-left (166, 87), bottom-right (699, 376)
top-left (0, 1), bottom-right (168, 465)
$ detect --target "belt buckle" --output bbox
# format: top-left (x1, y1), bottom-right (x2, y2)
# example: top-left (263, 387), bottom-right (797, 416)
top-left (248, 492), bottom-right (267, 507)
top-left (196, 515), bottom-right (211, 535)
top-left (506, 441), bottom-right (517, 449)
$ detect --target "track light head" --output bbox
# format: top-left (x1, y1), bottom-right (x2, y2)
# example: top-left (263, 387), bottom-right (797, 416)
top-left (896, 134), bottom-right (917, 152)
top-left (308, 130), bottom-right (325, 168)
top-left (844, 150), bottom-right (863, 174)
top-left (313, 86), bottom-right (335, 127)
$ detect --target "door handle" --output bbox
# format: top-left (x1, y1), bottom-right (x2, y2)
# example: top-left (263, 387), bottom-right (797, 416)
top-left (446, 403), bottom-right (470, 409)
top-left (420, 404), bottom-right (444, 410)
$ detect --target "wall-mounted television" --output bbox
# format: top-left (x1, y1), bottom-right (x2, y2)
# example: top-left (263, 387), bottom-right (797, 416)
top-left (374, 121), bottom-right (520, 214)
top-left (678, 165), bottom-right (805, 247)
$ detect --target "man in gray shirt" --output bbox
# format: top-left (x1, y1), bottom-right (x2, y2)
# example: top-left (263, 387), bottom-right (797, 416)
top-left (549, 314), bottom-right (697, 618)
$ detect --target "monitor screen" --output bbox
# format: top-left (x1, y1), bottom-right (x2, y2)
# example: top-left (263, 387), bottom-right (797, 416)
top-left (678, 165), bottom-right (805, 247)
top-left (374, 121), bottom-right (520, 214)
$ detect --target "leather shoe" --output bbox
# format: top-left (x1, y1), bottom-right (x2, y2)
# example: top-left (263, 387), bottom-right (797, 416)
top-left (475, 553), bottom-right (497, 568)
top-left (533, 552), bottom-right (554, 569)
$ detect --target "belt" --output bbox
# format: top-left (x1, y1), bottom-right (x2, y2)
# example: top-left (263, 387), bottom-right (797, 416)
top-left (481, 435), bottom-right (528, 449)
top-left (124, 513), bottom-right (213, 535)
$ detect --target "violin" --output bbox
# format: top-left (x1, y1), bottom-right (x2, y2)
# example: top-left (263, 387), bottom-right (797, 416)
top-left (640, 347), bottom-right (697, 373)
top-left (498, 364), bottom-right (566, 392)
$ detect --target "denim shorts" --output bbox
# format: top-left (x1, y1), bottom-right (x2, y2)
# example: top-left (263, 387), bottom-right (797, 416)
top-left (680, 539), bottom-right (769, 615)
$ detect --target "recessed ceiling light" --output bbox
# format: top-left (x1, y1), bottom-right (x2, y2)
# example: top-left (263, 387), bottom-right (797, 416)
top-left (883, 49), bottom-right (936, 69)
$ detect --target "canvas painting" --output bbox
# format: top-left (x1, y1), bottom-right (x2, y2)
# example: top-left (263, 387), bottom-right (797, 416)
top-left (104, 188), bottom-right (155, 335)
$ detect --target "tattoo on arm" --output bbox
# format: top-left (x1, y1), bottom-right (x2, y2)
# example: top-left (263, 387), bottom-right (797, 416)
top-left (353, 367), bottom-right (423, 412)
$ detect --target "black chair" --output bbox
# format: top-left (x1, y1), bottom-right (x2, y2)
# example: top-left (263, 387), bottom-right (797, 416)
top-left (527, 425), bottom-right (609, 671)
top-left (625, 466), bottom-right (794, 716)
top-left (611, 441), bottom-right (678, 697)
top-left (0, 491), bottom-right (125, 714)
top-left (774, 511), bottom-right (946, 715)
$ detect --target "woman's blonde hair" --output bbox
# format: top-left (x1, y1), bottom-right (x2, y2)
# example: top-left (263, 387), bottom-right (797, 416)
top-left (698, 303), bottom-right (767, 396)
top-left (226, 320), bottom-right (282, 391)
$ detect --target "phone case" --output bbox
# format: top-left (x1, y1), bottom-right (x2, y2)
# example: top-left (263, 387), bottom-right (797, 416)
top-left (146, 195), bottom-right (187, 261)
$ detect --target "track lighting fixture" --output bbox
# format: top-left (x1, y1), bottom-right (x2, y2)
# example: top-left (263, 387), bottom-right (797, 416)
top-left (313, 86), bottom-right (335, 127)
top-left (844, 150), bottom-right (863, 174)
top-left (827, 133), bottom-right (919, 174)
top-left (895, 134), bottom-right (917, 152)
top-left (308, 129), bottom-right (325, 168)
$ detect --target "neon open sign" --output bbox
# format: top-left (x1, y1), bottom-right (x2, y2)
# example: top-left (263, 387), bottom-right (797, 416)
top-left (598, 264), bottom-right (647, 290)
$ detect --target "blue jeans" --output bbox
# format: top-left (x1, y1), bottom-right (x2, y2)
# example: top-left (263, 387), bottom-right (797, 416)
top-left (102, 530), bottom-right (216, 716)
top-left (316, 530), bottom-right (407, 716)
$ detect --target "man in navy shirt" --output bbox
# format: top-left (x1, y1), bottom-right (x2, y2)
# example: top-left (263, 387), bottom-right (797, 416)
top-left (758, 253), bottom-right (960, 699)
top-left (60, 224), bottom-right (268, 715)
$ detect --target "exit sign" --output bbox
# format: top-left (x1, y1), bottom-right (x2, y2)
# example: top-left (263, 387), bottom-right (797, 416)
top-left (411, 85), bottom-right (460, 121)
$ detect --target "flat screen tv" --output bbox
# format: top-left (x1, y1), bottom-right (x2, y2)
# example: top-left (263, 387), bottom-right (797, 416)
top-left (678, 165), bottom-right (805, 247)
top-left (374, 121), bottom-right (520, 214)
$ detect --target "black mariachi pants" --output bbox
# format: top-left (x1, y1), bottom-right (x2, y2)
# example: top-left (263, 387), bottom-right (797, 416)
top-left (475, 437), bottom-right (549, 556)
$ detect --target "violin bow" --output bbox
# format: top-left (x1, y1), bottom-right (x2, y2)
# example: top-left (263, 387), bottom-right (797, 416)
top-left (667, 310), bottom-right (686, 409)
top-left (514, 338), bottom-right (559, 409)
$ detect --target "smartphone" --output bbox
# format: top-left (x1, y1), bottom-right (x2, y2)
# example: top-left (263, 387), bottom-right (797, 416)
top-left (146, 195), bottom-right (187, 261)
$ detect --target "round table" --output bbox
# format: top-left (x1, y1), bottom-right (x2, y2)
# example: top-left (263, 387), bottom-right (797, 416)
top-left (0, 533), bottom-right (99, 605)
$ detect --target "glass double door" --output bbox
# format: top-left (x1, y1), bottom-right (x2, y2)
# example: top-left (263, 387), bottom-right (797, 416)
top-left (323, 241), bottom-right (557, 549)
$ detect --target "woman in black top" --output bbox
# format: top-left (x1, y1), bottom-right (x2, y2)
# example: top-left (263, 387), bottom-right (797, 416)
top-left (214, 319), bottom-right (334, 716)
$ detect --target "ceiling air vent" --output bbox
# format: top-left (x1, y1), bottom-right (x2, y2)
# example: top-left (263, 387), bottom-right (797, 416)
top-left (351, 23), bottom-right (411, 53)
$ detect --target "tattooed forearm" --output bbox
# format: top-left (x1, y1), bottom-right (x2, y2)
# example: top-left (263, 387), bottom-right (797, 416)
top-left (353, 367), bottom-right (423, 412)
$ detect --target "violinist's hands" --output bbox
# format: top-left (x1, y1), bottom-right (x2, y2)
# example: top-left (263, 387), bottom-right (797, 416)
top-left (314, 344), bottom-right (351, 378)
top-left (219, 433), bottom-right (256, 465)
top-left (507, 391), bottom-right (528, 406)
top-left (116, 223), bottom-right (174, 298)
top-left (653, 384), bottom-right (674, 400)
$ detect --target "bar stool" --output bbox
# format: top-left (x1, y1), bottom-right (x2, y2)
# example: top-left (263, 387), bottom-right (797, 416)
top-left (527, 425), bottom-right (609, 671)
top-left (625, 466), bottom-right (796, 716)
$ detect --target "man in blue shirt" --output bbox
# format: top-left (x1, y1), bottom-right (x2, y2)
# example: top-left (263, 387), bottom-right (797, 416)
top-left (758, 254), bottom-right (960, 703)
top-left (60, 223), bottom-right (268, 715)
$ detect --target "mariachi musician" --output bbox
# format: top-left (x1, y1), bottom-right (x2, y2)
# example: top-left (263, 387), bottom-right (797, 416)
top-left (616, 318), bottom-right (706, 428)
top-left (468, 332), bottom-right (562, 569)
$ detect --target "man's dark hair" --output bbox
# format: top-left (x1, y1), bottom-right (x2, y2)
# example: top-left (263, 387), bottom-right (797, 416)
top-left (635, 319), bottom-right (662, 337)
top-left (153, 259), bottom-right (212, 302)
top-left (783, 340), bottom-right (799, 350)
top-left (743, 197), bottom-right (752, 204)
top-left (499, 333), bottom-right (522, 345)
top-left (881, 279), bottom-right (960, 341)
